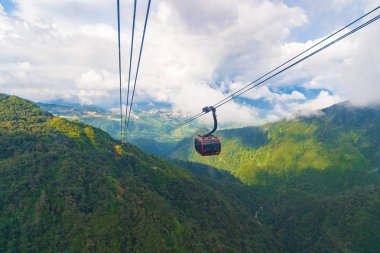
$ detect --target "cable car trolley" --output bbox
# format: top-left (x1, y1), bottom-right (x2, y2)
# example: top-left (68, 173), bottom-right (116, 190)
top-left (194, 106), bottom-right (221, 156)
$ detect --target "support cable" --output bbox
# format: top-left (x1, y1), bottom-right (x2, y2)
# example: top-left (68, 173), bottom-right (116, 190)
top-left (172, 7), bottom-right (379, 130)
top-left (125, 0), bottom-right (152, 135)
top-left (212, 6), bottom-right (380, 108)
top-left (116, 0), bottom-right (123, 142)
top-left (170, 12), bottom-right (380, 131)
top-left (123, 0), bottom-right (138, 137)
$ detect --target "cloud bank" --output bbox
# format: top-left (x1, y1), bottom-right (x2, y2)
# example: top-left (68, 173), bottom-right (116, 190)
top-left (0, 0), bottom-right (379, 125)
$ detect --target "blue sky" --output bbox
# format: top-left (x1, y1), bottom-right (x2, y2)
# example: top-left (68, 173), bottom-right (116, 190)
top-left (0, 0), bottom-right (371, 42)
top-left (284, 0), bottom-right (372, 41)
top-left (0, 0), bottom-right (15, 12)
top-left (0, 0), bottom-right (379, 125)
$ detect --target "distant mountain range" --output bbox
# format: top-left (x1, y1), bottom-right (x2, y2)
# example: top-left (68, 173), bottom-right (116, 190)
top-left (37, 101), bottom-right (202, 145)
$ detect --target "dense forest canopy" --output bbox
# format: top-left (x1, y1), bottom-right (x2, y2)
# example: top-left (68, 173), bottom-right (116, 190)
top-left (171, 103), bottom-right (380, 192)
top-left (0, 94), bottom-right (281, 252)
top-left (1, 94), bottom-right (380, 253)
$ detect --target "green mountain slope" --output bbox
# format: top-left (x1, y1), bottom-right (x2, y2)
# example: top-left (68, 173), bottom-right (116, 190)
top-left (2, 94), bottom-right (380, 252)
top-left (258, 186), bottom-right (380, 253)
top-left (169, 103), bottom-right (380, 252)
top-left (171, 103), bottom-right (380, 193)
top-left (0, 94), bottom-right (282, 253)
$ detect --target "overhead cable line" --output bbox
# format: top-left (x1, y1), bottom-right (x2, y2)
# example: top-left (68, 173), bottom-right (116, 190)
top-left (212, 5), bottom-right (380, 109)
top-left (173, 6), bottom-right (379, 130)
top-left (123, 0), bottom-right (137, 137)
top-left (215, 14), bottom-right (380, 108)
top-left (172, 9), bottom-right (380, 131)
top-left (125, 0), bottom-right (152, 136)
top-left (174, 112), bottom-right (206, 129)
top-left (116, 0), bottom-right (123, 143)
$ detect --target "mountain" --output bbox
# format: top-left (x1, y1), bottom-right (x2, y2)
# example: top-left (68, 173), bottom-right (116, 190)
top-left (169, 103), bottom-right (380, 252)
top-left (0, 94), bottom-right (281, 252)
top-left (171, 103), bottom-right (380, 193)
top-left (2, 94), bottom-right (380, 252)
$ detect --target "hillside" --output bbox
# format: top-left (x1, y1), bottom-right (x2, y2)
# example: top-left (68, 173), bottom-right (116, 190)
top-left (2, 94), bottom-right (380, 252)
top-left (169, 103), bottom-right (380, 252)
top-left (0, 94), bottom-right (280, 252)
top-left (171, 103), bottom-right (380, 193)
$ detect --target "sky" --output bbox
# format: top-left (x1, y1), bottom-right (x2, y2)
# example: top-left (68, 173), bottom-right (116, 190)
top-left (0, 0), bottom-right (379, 125)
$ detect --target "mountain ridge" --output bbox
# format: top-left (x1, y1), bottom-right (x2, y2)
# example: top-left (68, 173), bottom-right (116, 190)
top-left (0, 94), bottom-right (281, 252)
top-left (2, 94), bottom-right (380, 252)
top-left (170, 102), bottom-right (380, 193)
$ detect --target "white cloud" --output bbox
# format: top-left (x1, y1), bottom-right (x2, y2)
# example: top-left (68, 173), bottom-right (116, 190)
top-left (255, 90), bottom-right (344, 121)
top-left (291, 90), bottom-right (343, 113)
top-left (0, 0), bottom-right (379, 126)
top-left (231, 85), bottom-right (306, 103)
top-left (135, 0), bottom-right (308, 118)
top-left (80, 24), bottom-right (117, 40)
top-left (285, 19), bottom-right (380, 106)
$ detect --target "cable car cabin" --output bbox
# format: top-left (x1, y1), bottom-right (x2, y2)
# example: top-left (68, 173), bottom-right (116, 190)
top-left (195, 135), bottom-right (221, 156)
top-left (194, 106), bottom-right (221, 156)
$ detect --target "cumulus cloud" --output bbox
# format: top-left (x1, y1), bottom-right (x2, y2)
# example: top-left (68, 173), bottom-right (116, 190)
top-left (132, 0), bottom-right (309, 122)
top-left (231, 85), bottom-right (306, 103)
top-left (290, 90), bottom-right (343, 114)
top-left (0, 0), bottom-right (379, 126)
top-left (241, 90), bottom-right (343, 124)
top-left (283, 18), bottom-right (380, 106)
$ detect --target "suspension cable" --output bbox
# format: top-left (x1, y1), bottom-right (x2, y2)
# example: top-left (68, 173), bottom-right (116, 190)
top-left (171, 12), bottom-right (380, 131)
top-left (116, 0), bottom-right (123, 143)
top-left (215, 14), bottom-right (380, 108)
top-left (123, 0), bottom-right (137, 137)
top-left (212, 6), bottom-right (380, 108)
top-left (125, 0), bottom-right (152, 136)
top-left (174, 112), bottom-right (206, 129)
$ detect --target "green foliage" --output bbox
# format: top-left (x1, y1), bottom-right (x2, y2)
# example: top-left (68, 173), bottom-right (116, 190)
top-left (0, 94), bottom-right (51, 132)
top-left (114, 145), bottom-right (124, 155)
top-left (49, 117), bottom-right (82, 139)
top-left (84, 127), bottom-right (96, 146)
top-left (2, 95), bottom-right (380, 252)
top-left (0, 94), bottom-right (281, 252)
top-left (257, 186), bottom-right (380, 253)
top-left (168, 103), bottom-right (380, 252)
top-left (132, 138), bottom-right (178, 157)
top-left (171, 105), bottom-right (380, 192)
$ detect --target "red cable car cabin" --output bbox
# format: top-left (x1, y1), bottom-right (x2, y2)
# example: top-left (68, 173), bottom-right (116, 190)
top-left (194, 106), bottom-right (221, 156)
top-left (195, 135), bottom-right (221, 156)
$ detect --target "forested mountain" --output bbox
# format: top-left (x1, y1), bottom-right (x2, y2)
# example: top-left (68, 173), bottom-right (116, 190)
top-left (169, 103), bottom-right (380, 252)
top-left (1, 94), bottom-right (380, 253)
top-left (0, 94), bottom-right (281, 252)
top-left (171, 103), bottom-right (380, 192)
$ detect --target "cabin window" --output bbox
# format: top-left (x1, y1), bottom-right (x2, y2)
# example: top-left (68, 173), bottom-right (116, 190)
top-left (195, 139), bottom-right (202, 152)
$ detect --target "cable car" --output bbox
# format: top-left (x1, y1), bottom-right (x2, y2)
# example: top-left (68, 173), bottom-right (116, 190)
top-left (194, 106), bottom-right (221, 156)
